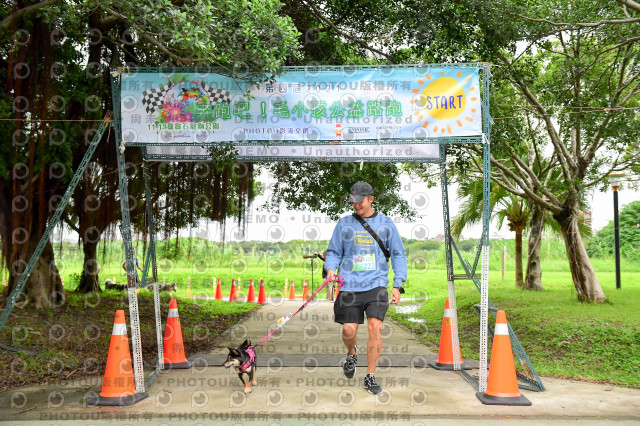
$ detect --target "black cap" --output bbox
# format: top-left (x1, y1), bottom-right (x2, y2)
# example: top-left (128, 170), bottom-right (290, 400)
top-left (348, 181), bottom-right (374, 203)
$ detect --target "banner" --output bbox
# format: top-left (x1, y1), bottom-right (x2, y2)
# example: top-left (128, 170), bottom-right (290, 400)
top-left (119, 67), bottom-right (483, 150)
top-left (145, 143), bottom-right (440, 161)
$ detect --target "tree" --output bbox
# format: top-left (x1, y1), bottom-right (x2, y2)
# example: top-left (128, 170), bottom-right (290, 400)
top-left (451, 179), bottom-right (531, 288)
top-left (262, 162), bottom-right (418, 220)
top-left (261, 0), bottom-right (489, 218)
top-left (1, 0), bottom-right (299, 304)
top-left (452, 0), bottom-right (640, 302)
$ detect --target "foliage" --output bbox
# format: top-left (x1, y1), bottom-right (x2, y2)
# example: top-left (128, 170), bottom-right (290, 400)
top-left (0, 289), bottom-right (257, 390)
top-left (260, 162), bottom-right (418, 220)
top-left (258, 0), bottom-right (500, 220)
top-left (47, 0), bottom-right (299, 78)
top-left (0, 0), bottom-right (301, 300)
top-left (388, 272), bottom-right (640, 387)
top-left (69, 272), bottom-right (82, 289)
top-left (587, 201), bottom-right (640, 261)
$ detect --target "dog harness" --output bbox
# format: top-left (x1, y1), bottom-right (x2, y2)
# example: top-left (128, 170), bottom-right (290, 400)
top-left (254, 275), bottom-right (344, 347)
top-left (237, 346), bottom-right (256, 373)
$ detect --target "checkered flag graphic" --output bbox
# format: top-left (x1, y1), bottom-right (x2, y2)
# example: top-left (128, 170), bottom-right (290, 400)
top-left (202, 84), bottom-right (231, 105)
top-left (141, 83), bottom-right (170, 114)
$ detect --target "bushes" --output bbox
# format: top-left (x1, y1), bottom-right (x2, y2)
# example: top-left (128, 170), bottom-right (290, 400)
top-left (587, 201), bottom-right (640, 261)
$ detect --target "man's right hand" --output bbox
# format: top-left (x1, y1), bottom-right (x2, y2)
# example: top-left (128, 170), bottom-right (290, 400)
top-left (327, 269), bottom-right (335, 282)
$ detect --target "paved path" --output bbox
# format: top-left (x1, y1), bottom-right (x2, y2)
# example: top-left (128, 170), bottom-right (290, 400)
top-left (1, 299), bottom-right (639, 423)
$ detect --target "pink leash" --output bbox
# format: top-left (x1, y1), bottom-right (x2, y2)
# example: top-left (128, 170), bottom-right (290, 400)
top-left (255, 275), bottom-right (343, 346)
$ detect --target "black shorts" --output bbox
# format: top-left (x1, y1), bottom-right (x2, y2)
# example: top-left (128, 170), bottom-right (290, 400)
top-left (334, 287), bottom-right (389, 324)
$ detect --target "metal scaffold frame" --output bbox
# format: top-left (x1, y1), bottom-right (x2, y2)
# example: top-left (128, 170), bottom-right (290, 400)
top-left (109, 63), bottom-right (499, 395)
top-left (0, 62), bottom-right (543, 401)
top-left (0, 113), bottom-right (113, 333)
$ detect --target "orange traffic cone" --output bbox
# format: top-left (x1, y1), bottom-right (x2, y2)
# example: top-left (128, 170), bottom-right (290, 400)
top-left (476, 310), bottom-right (531, 406)
top-left (162, 299), bottom-right (191, 369)
top-left (86, 310), bottom-right (148, 406)
top-left (288, 279), bottom-right (296, 300)
top-left (257, 277), bottom-right (267, 304)
top-left (247, 279), bottom-right (256, 302)
top-left (302, 279), bottom-right (310, 300)
top-left (215, 279), bottom-right (223, 300)
top-left (429, 299), bottom-right (471, 370)
top-left (229, 279), bottom-right (237, 301)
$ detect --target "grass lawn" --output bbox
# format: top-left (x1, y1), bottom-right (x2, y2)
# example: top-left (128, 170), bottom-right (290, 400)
top-left (92, 263), bottom-right (640, 388)
top-left (0, 290), bottom-right (258, 391)
top-left (387, 270), bottom-right (640, 388)
top-left (3, 248), bottom-right (639, 390)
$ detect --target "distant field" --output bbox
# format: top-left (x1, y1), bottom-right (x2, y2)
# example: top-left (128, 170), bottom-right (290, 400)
top-left (2, 237), bottom-right (638, 389)
top-left (9, 237), bottom-right (635, 298)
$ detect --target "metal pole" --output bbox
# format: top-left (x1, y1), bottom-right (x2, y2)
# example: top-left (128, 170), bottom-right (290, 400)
top-left (478, 135), bottom-right (491, 393)
top-left (143, 154), bottom-right (164, 370)
top-left (311, 257), bottom-right (315, 294)
top-left (0, 112), bottom-right (112, 334)
top-left (439, 143), bottom-right (461, 372)
top-left (111, 70), bottom-right (145, 393)
top-left (613, 185), bottom-right (621, 290)
top-left (501, 245), bottom-right (505, 282)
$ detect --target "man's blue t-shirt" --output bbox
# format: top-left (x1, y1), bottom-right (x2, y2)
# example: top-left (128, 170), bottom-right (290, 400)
top-left (325, 211), bottom-right (407, 292)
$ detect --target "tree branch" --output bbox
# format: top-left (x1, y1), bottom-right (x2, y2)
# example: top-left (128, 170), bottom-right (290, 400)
top-left (63, 217), bottom-right (80, 234)
top-left (97, 4), bottom-right (185, 65)
top-left (519, 14), bottom-right (640, 29)
top-left (617, 0), bottom-right (640, 13)
top-left (100, 15), bottom-right (121, 31)
top-left (582, 156), bottom-right (628, 188)
top-left (497, 55), bottom-right (577, 180)
top-left (468, 154), bottom-right (526, 198)
top-left (93, 1), bottom-right (231, 71)
top-left (542, 159), bottom-right (556, 188)
top-left (584, 63), bottom-right (640, 167)
top-left (508, 147), bottom-right (562, 206)
top-left (512, 79), bottom-right (576, 179)
top-left (299, 0), bottom-right (392, 61)
top-left (0, 0), bottom-right (60, 32)
top-left (469, 145), bottom-right (561, 213)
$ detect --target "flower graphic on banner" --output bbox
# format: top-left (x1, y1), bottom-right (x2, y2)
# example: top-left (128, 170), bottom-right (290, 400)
top-left (411, 70), bottom-right (478, 135)
top-left (141, 73), bottom-right (231, 124)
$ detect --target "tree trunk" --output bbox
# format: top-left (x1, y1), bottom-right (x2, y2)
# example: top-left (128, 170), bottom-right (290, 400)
top-left (514, 226), bottom-right (524, 287)
top-left (524, 203), bottom-right (544, 291)
top-left (554, 205), bottom-right (606, 302)
top-left (3, 237), bottom-right (63, 309)
top-left (76, 232), bottom-right (102, 293)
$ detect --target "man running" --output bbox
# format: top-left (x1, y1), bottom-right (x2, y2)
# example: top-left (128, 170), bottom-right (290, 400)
top-left (122, 250), bottom-right (144, 284)
top-left (325, 181), bottom-right (407, 395)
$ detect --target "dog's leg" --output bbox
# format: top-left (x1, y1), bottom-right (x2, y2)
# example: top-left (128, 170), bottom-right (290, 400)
top-left (249, 368), bottom-right (257, 386)
top-left (238, 373), bottom-right (251, 393)
top-left (253, 357), bottom-right (257, 385)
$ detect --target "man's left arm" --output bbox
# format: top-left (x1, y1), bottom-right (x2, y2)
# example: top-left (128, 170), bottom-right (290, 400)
top-left (388, 221), bottom-right (407, 293)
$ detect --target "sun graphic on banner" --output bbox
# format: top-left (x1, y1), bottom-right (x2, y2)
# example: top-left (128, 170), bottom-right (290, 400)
top-left (410, 70), bottom-right (478, 135)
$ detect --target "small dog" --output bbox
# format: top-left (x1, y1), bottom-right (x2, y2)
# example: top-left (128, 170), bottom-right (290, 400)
top-left (159, 282), bottom-right (177, 292)
top-left (104, 279), bottom-right (177, 292)
top-left (223, 339), bottom-right (257, 393)
top-left (104, 279), bottom-right (126, 291)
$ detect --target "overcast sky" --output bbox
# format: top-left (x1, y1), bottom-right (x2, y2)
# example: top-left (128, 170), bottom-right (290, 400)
top-left (212, 169), bottom-right (640, 243)
top-left (53, 167), bottom-right (639, 244)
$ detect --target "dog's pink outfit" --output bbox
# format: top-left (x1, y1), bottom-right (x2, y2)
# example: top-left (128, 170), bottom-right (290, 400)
top-left (238, 346), bottom-right (256, 373)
